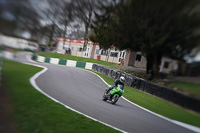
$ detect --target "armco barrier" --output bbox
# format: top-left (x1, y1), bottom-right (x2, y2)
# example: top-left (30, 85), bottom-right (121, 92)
top-left (92, 64), bottom-right (200, 113)
top-left (92, 64), bottom-right (142, 89)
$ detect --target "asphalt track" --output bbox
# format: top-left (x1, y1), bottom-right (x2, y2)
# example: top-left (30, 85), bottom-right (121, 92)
top-left (15, 52), bottom-right (197, 133)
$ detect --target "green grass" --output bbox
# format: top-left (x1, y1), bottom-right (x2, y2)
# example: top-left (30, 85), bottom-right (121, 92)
top-left (90, 71), bottom-right (200, 127)
top-left (169, 82), bottom-right (200, 96)
top-left (2, 60), bottom-right (119, 133)
top-left (36, 52), bottom-right (121, 70)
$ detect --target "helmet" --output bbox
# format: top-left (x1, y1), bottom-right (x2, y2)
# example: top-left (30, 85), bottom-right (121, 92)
top-left (120, 76), bottom-right (125, 83)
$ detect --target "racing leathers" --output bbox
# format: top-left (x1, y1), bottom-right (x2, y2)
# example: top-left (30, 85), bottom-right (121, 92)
top-left (107, 79), bottom-right (124, 93)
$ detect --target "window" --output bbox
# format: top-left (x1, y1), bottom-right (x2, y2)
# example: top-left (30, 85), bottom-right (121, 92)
top-left (101, 49), bottom-right (107, 56)
top-left (122, 52), bottom-right (125, 58)
top-left (77, 46), bottom-right (83, 52)
top-left (96, 48), bottom-right (99, 54)
top-left (110, 51), bottom-right (118, 57)
top-left (136, 54), bottom-right (142, 62)
top-left (71, 46), bottom-right (74, 51)
top-left (64, 44), bottom-right (69, 50)
top-left (164, 62), bottom-right (170, 69)
top-left (118, 58), bottom-right (121, 62)
top-left (86, 47), bottom-right (90, 52)
top-left (84, 52), bottom-right (89, 57)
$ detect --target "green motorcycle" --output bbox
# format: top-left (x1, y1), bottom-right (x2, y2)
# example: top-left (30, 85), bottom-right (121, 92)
top-left (103, 85), bottom-right (124, 104)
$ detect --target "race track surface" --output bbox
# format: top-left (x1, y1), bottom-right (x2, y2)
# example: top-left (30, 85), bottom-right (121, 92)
top-left (15, 52), bottom-right (196, 133)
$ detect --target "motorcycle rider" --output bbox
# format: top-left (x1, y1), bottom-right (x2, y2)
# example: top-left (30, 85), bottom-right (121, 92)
top-left (107, 76), bottom-right (125, 93)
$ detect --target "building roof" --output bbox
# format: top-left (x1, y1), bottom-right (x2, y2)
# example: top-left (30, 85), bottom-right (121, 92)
top-left (57, 38), bottom-right (95, 44)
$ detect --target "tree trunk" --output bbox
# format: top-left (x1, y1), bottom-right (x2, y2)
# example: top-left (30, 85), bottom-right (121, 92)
top-left (146, 52), bottom-right (162, 80)
top-left (63, 25), bottom-right (67, 46)
top-left (146, 54), bottom-right (154, 74)
top-left (153, 52), bottom-right (163, 78)
top-left (146, 54), bottom-right (154, 80)
top-left (84, 22), bottom-right (89, 40)
top-left (48, 23), bottom-right (55, 47)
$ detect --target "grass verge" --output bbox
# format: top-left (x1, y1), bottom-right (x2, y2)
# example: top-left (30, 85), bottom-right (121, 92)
top-left (90, 70), bottom-right (200, 127)
top-left (168, 81), bottom-right (200, 96)
top-left (2, 60), bottom-right (119, 133)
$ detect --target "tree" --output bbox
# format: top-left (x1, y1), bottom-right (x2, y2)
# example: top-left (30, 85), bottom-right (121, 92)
top-left (90, 0), bottom-right (200, 79)
top-left (0, 0), bottom-right (42, 38)
top-left (58, 1), bottom-right (74, 46)
top-left (41, 0), bottom-right (63, 46)
top-left (72, 0), bottom-right (103, 41)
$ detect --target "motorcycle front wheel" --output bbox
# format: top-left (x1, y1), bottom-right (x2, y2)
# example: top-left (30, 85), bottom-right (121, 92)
top-left (111, 94), bottom-right (119, 104)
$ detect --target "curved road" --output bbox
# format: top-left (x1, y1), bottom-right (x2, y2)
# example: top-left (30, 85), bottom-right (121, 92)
top-left (15, 52), bottom-right (197, 133)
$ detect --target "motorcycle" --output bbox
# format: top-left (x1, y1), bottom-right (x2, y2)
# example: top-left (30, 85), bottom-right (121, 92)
top-left (102, 85), bottom-right (124, 104)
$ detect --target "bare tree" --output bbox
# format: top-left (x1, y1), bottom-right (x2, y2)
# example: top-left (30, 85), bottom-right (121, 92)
top-left (72, 0), bottom-right (98, 40)
top-left (40, 0), bottom-right (64, 46)
top-left (0, 0), bottom-right (42, 38)
top-left (57, 1), bottom-right (74, 46)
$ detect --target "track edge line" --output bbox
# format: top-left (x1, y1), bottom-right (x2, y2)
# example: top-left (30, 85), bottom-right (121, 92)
top-left (26, 63), bottom-right (127, 133)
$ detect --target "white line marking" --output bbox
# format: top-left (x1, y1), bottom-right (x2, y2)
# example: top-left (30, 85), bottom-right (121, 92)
top-left (23, 62), bottom-right (127, 133)
top-left (28, 56), bottom-right (200, 133)
top-left (84, 69), bottom-right (200, 133)
top-left (26, 55), bottom-right (37, 63)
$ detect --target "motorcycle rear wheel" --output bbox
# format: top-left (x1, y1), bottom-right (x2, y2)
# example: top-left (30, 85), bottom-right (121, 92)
top-left (102, 89), bottom-right (108, 101)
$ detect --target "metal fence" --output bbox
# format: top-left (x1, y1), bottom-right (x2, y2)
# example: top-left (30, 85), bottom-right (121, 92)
top-left (92, 64), bottom-right (200, 113)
